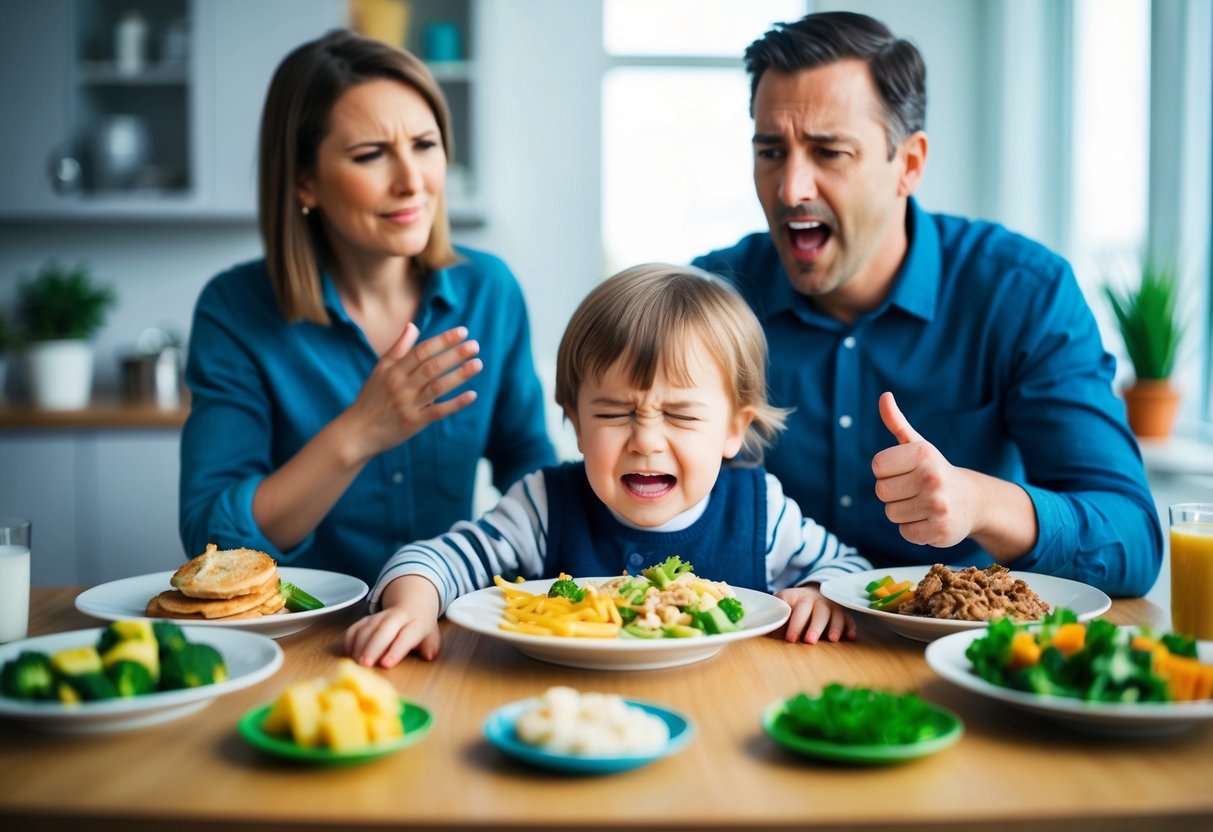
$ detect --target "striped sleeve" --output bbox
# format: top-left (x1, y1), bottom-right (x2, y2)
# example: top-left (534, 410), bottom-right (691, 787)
top-left (368, 470), bottom-right (551, 614)
top-left (763, 474), bottom-right (871, 590)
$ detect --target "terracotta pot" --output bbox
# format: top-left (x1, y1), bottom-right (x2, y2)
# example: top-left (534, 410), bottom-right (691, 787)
top-left (1122, 379), bottom-right (1180, 438)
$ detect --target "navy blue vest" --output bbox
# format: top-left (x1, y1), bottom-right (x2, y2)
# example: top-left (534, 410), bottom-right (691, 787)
top-left (543, 461), bottom-right (768, 591)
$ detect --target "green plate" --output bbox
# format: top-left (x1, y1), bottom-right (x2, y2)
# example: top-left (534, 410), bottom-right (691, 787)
top-left (238, 699), bottom-right (433, 766)
top-left (761, 699), bottom-right (963, 765)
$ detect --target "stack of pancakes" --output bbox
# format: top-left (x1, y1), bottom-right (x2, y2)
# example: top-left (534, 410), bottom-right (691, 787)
top-left (147, 544), bottom-right (287, 620)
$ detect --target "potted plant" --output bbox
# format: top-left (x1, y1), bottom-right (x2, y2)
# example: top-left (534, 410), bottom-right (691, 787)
top-left (17, 261), bottom-right (116, 410)
top-left (1104, 256), bottom-right (1184, 438)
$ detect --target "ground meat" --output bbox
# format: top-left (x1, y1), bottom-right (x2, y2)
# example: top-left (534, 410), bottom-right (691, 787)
top-left (897, 564), bottom-right (1049, 622)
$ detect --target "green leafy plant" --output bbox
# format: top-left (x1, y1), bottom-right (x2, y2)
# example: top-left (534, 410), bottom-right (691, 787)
top-left (16, 261), bottom-right (116, 342)
top-left (1103, 258), bottom-right (1184, 381)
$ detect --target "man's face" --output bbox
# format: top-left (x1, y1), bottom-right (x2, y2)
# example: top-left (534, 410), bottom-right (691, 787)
top-left (752, 59), bottom-right (919, 321)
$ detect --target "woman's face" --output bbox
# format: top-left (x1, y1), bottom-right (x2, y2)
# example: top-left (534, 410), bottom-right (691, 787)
top-left (297, 78), bottom-right (446, 265)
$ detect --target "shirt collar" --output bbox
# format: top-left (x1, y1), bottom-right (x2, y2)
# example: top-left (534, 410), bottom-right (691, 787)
top-left (885, 197), bottom-right (939, 322)
top-left (320, 259), bottom-right (462, 328)
top-left (760, 196), bottom-right (940, 326)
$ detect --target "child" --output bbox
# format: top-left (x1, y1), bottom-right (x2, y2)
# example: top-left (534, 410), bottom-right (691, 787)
top-left (345, 264), bottom-right (871, 666)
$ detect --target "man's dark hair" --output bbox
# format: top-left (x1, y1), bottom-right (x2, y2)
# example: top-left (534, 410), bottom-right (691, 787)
top-left (744, 11), bottom-right (926, 159)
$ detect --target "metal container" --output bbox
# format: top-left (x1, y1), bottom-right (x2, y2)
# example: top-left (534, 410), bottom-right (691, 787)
top-left (121, 348), bottom-right (182, 408)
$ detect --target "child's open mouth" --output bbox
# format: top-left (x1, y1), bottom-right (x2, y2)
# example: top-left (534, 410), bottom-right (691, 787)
top-left (622, 473), bottom-right (676, 499)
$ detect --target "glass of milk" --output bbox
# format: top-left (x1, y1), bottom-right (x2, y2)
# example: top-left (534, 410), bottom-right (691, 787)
top-left (0, 518), bottom-right (31, 642)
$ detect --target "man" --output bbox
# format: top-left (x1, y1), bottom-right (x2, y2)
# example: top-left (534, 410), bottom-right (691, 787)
top-left (693, 11), bottom-right (1161, 596)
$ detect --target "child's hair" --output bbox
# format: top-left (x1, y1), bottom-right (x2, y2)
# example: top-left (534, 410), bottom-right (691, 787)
top-left (555, 263), bottom-right (789, 464)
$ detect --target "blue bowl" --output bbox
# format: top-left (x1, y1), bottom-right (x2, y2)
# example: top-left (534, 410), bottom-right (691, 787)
top-left (483, 697), bottom-right (693, 774)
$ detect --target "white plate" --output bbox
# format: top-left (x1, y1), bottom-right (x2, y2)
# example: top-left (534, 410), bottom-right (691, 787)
top-left (925, 628), bottom-right (1213, 736)
top-left (0, 626), bottom-right (283, 733)
top-left (819, 566), bottom-right (1111, 642)
top-left (446, 578), bottom-right (790, 670)
top-left (75, 567), bottom-right (369, 639)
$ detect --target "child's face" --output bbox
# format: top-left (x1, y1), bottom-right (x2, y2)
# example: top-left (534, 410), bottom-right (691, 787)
top-left (568, 336), bottom-right (754, 528)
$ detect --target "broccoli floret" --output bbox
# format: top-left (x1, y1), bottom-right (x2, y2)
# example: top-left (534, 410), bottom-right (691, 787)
top-left (547, 577), bottom-right (585, 602)
top-left (1, 651), bottom-right (56, 701)
top-left (152, 620), bottom-right (188, 657)
top-left (107, 660), bottom-right (155, 697)
top-left (57, 672), bottom-right (118, 703)
top-left (640, 555), bottom-right (695, 589)
top-left (717, 597), bottom-right (745, 624)
top-left (160, 643), bottom-right (228, 690)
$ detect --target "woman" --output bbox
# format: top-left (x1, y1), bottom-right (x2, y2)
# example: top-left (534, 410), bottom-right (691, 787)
top-left (179, 30), bottom-right (555, 584)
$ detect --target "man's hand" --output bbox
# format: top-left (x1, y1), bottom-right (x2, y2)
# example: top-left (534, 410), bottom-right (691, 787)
top-left (871, 391), bottom-right (980, 548)
top-left (871, 392), bottom-right (1039, 559)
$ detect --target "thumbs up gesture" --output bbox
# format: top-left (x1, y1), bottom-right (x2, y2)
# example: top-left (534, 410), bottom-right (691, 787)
top-left (871, 391), bottom-right (976, 548)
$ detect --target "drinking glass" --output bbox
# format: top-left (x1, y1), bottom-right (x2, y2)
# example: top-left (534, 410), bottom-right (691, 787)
top-left (1169, 503), bottom-right (1213, 640)
top-left (0, 517), bottom-right (31, 643)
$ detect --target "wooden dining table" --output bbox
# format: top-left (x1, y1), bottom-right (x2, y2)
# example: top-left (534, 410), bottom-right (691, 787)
top-left (1, 587), bottom-right (1211, 832)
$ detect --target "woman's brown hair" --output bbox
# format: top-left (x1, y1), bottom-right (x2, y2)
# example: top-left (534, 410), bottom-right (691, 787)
top-left (258, 29), bottom-right (458, 324)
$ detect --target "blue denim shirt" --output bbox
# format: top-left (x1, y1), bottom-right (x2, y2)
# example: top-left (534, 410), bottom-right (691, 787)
top-left (179, 248), bottom-right (555, 585)
top-left (694, 198), bottom-right (1162, 597)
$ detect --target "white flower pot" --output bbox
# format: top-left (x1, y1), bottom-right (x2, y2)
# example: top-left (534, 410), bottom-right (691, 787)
top-left (26, 340), bottom-right (94, 410)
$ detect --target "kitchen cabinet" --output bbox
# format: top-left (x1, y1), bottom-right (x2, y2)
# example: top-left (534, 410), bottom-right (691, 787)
top-left (401, 0), bottom-right (482, 225)
top-left (0, 430), bottom-right (182, 585)
top-left (0, 0), bottom-right (347, 220)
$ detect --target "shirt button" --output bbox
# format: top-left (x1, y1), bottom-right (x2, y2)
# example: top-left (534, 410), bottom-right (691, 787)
top-left (628, 552), bottom-right (644, 567)
top-left (839, 495), bottom-right (853, 508)
top-left (843, 336), bottom-right (856, 349)
top-left (392, 471), bottom-right (404, 484)
top-left (839, 414), bottom-right (853, 429)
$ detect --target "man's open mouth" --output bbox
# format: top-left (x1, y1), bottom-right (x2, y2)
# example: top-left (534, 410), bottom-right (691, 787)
top-left (787, 219), bottom-right (831, 259)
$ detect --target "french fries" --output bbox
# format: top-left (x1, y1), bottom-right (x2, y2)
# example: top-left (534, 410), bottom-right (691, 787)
top-left (493, 575), bottom-right (622, 638)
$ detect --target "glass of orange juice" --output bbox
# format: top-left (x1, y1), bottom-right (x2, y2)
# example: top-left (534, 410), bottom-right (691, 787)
top-left (1169, 503), bottom-right (1213, 640)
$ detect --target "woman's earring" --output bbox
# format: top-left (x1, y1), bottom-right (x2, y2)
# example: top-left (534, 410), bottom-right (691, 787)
top-left (301, 205), bottom-right (311, 216)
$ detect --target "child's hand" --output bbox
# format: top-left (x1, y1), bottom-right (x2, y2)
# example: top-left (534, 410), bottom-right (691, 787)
top-left (343, 575), bottom-right (442, 667)
top-left (774, 584), bottom-right (857, 644)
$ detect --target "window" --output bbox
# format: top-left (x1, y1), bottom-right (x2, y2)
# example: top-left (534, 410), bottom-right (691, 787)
top-left (600, 0), bottom-right (808, 273)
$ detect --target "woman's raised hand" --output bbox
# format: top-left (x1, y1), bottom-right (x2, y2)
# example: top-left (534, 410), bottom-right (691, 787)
top-left (342, 322), bottom-right (483, 461)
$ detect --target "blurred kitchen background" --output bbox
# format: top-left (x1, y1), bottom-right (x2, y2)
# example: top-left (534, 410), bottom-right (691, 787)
top-left (0, 0), bottom-right (1210, 587)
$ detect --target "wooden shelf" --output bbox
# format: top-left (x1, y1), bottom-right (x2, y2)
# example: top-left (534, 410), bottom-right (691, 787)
top-left (0, 397), bottom-right (188, 430)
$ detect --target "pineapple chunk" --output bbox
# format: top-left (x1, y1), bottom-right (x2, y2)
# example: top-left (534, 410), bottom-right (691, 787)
top-left (262, 679), bottom-right (325, 747)
top-left (102, 638), bottom-right (160, 683)
top-left (366, 711), bottom-right (404, 742)
top-left (317, 689), bottom-right (369, 752)
top-left (263, 662), bottom-right (403, 752)
top-left (111, 619), bottom-right (156, 642)
top-left (51, 646), bottom-right (103, 676)
top-left (332, 657), bottom-right (399, 716)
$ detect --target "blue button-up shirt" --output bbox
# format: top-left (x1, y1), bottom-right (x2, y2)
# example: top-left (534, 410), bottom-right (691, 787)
top-left (179, 248), bottom-right (555, 585)
top-left (694, 198), bottom-right (1162, 597)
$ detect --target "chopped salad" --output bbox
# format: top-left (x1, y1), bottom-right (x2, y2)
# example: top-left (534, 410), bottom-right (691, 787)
top-left (587, 556), bottom-right (744, 639)
top-left (965, 608), bottom-right (1213, 703)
